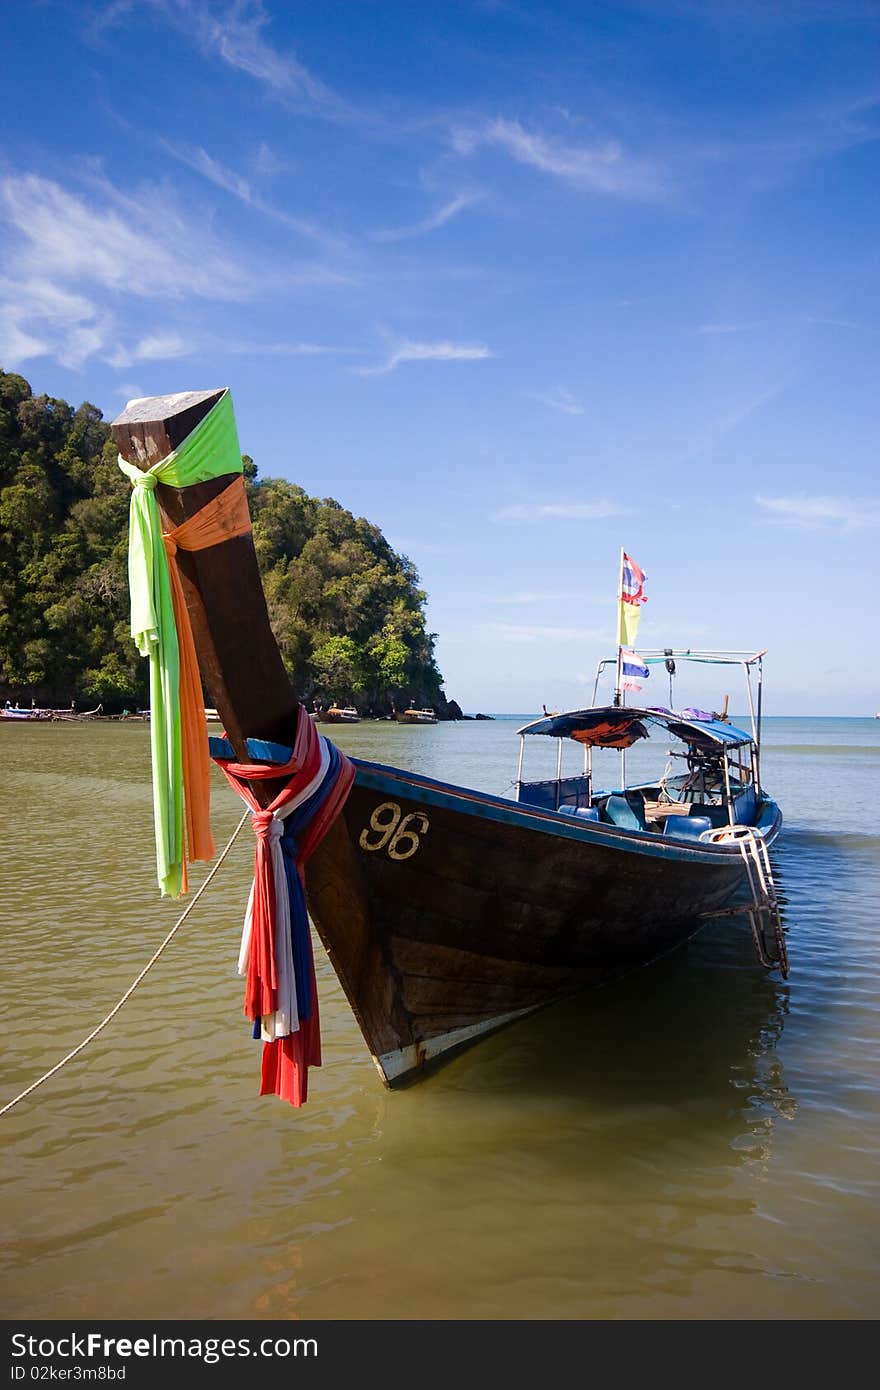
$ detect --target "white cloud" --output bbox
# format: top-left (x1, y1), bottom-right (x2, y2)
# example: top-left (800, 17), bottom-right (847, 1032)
top-left (227, 340), bottom-right (360, 357)
top-left (160, 140), bottom-right (347, 250)
top-left (493, 501), bottom-right (623, 522)
top-left (107, 334), bottom-right (360, 369)
top-left (107, 332), bottom-right (195, 369)
top-left (481, 589), bottom-right (605, 605)
top-left (487, 622), bottom-right (607, 643)
top-left (0, 307), bottom-right (48, 366)
top-left (531, 386), bottom-right (583, 415)
top-left (0, 170), bottom-right (351, 370)
top-left (129, 0), bottom-right (355, 121)
top-left (0, 277), bottom-right (111, 370)
top-left (453, 118), bottom-right (667, 200)
top-left (165, 142), bottom-right (253, 203)
top-left (675, 381), bottom-right (788, 464)
top-left (697, 321), bottom-right (763, 335)
top-left (374, 193), bottom-right (480, 243)
top-left (481, 589), bottom-right (597, 606)
top-left (755, 493), bottom-right (880, 530)
top-left (132, 332), bottom-right (192, 361)
top-left (1, 173), bottom-right (254, 301)
top-left (254, 142), bottom-right (283, 176)
top-left (359, 336), bottom-right (493, 376)
top-left (804, 315), bottom-right (879, 334)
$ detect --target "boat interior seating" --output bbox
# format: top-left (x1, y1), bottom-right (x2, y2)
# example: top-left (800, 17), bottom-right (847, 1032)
top-left (603, 793), bottom-right (647, 831)
top-left (517, 717), bottom-right (764, 841)
top-left (557, 804), bottom-right (600, 821)
top-left (519, 775), bottom-right (593, 812)
top-left (554, 785), bottom-right (737, 839)
top-left (662, 814), bottom-right (713, 839)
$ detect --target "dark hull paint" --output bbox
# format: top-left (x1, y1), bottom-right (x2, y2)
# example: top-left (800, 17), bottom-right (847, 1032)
top-left (305, 758), bottom-right (782, 1084)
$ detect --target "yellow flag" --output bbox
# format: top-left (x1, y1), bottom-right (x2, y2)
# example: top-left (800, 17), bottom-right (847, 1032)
top-left (618, 599), bottom-right (642, 647)
top-left (617, 551), bottom-right (648, 647)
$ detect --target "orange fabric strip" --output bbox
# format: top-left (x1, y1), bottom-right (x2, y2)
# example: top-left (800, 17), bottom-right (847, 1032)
top-left (167, 474), bottom-right (253, 553)
top-left (161, 477), bottom-right (254, 872)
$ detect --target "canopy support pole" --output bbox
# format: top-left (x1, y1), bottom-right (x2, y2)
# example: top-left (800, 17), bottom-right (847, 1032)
top-left (613, 546), bottom-right (624, 707)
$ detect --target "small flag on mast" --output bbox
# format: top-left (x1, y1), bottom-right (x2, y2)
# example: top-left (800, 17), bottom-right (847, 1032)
top-left (620, 649), bottom-right (650, 692)
top-left (618, 551), bottom-right (648, 647)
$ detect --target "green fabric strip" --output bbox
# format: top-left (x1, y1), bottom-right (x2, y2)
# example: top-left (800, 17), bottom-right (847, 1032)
top-left (118, 390), bottom-right (243, 896)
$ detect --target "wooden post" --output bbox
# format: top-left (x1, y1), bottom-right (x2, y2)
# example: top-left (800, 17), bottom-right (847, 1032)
top-left (110, 389), bottom-right (300, 803)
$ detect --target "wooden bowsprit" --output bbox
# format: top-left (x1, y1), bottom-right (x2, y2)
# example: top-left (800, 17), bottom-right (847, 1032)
top-left (111, 389), bottom-right (299, 805)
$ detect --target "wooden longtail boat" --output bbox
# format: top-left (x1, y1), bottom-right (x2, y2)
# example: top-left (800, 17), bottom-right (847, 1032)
top-left (112, 389), bottom-right (786, 1090)
top-left (318, 705), bottom-right (361, 724)
top-left (395, 705), bottom-right (438, 724)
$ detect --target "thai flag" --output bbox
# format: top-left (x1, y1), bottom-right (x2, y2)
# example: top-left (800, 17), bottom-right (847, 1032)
top-left (621, 552), bottom-right (647, 605)
top-left (621, 650), bottom-right (650, 692)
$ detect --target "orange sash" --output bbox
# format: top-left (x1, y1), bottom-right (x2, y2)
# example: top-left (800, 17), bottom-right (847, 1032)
top-left (162, 476), bottom-right (253, 881)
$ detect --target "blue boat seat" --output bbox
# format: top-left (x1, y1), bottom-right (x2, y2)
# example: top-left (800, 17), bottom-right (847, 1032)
top-left (603, 794), bottom-right (647, 831)
top-left (664, 815), bottom-right (712, 840)
top-left (557, 804), bottom-right (600, 821)
top-left (519, 775), bottom-right (592, 811)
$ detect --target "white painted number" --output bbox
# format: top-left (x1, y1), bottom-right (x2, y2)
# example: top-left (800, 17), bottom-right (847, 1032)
top-left (359, 801), bottom-right (401, 851)
top-left (387, 811), bottom-right (430, 860)
top-left (359, 801), bottom-right (430, 860)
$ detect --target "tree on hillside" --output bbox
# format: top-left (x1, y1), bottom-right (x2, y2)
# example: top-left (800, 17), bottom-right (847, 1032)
top-left (0, 370), bottom-right (450, 715)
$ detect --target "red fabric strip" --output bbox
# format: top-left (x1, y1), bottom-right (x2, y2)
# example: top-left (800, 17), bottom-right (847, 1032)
top-left (212, 706), bottom-right (353, 1107)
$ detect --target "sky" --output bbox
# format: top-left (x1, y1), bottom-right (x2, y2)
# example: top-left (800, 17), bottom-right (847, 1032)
top-left (2, 0), bottom-right (878, 715)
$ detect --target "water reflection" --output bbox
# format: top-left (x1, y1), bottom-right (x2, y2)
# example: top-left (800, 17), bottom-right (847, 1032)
top-left (242, 928), bottom-right (799, 1319)
top-left (395, 918), bottom-right (795, 1142)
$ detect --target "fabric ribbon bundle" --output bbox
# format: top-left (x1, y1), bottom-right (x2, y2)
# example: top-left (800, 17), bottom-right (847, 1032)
top-left (213, 707), bottom-right (355, 1106)
top-left (120, 388), bottom-right (356, 1105)
top-left (118, 390), bottom-right (248, 897)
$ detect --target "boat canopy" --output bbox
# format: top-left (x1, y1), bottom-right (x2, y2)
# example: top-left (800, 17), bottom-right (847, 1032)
top-left (516, 706), bottom-right (754, 751)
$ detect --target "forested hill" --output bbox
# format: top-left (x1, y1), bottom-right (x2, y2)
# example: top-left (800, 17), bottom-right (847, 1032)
top-left (0, 370), bottom-right (455, 716)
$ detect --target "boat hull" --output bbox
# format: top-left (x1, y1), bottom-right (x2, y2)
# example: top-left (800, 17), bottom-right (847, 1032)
top-left (305, 759), bottom-right (781, 1084)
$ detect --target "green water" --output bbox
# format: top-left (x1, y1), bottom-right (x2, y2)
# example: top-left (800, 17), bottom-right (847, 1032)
top-left (1, 718), bottom-right (878, 1318)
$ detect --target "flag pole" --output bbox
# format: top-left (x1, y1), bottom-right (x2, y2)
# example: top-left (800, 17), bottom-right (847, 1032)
top-left (614, 547), bottom-right (624, 708)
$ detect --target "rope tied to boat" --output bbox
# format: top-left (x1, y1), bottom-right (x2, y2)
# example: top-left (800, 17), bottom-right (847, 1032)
top-left (118, 389), bottom-right (247, 899)
top-left (213, 706), bottom-right (355, 1107)
top-left (0, 810), bottom-right (250, 1118)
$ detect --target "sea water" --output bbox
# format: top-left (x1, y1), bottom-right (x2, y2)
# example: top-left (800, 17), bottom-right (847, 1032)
top-left (0, 717), bottom-right (878, 1318)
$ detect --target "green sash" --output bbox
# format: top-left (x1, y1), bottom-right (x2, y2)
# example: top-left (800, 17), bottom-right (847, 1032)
top-left (118, 390), bottom-right (243, 895)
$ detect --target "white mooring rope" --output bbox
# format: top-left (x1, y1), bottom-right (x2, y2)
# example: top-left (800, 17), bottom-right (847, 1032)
top-left (0, 810), bottom-right (250, 1117)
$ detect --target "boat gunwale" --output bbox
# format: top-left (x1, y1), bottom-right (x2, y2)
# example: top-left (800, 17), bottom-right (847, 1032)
top-left (350, 757), bottom-right (782, 863)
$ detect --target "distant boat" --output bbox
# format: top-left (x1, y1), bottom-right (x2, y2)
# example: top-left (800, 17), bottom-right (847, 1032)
top-left (318, 705), bottom-right (361, 724)
top-left (0, 701), bottom-right (79, 721)
top-left (75, 705), bottom-right (104, 720)
top-left (395, 706), bottom-right (438, 724)
top-left (2, 705), bottom-right (40, 721)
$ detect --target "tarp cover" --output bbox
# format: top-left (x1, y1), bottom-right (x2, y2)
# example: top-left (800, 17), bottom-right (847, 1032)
top-left (518, 706), bottom-right (753, 750)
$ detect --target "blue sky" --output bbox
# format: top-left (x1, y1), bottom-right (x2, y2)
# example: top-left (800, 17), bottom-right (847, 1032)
top-left (2, 1), bottom-right (878, 715)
